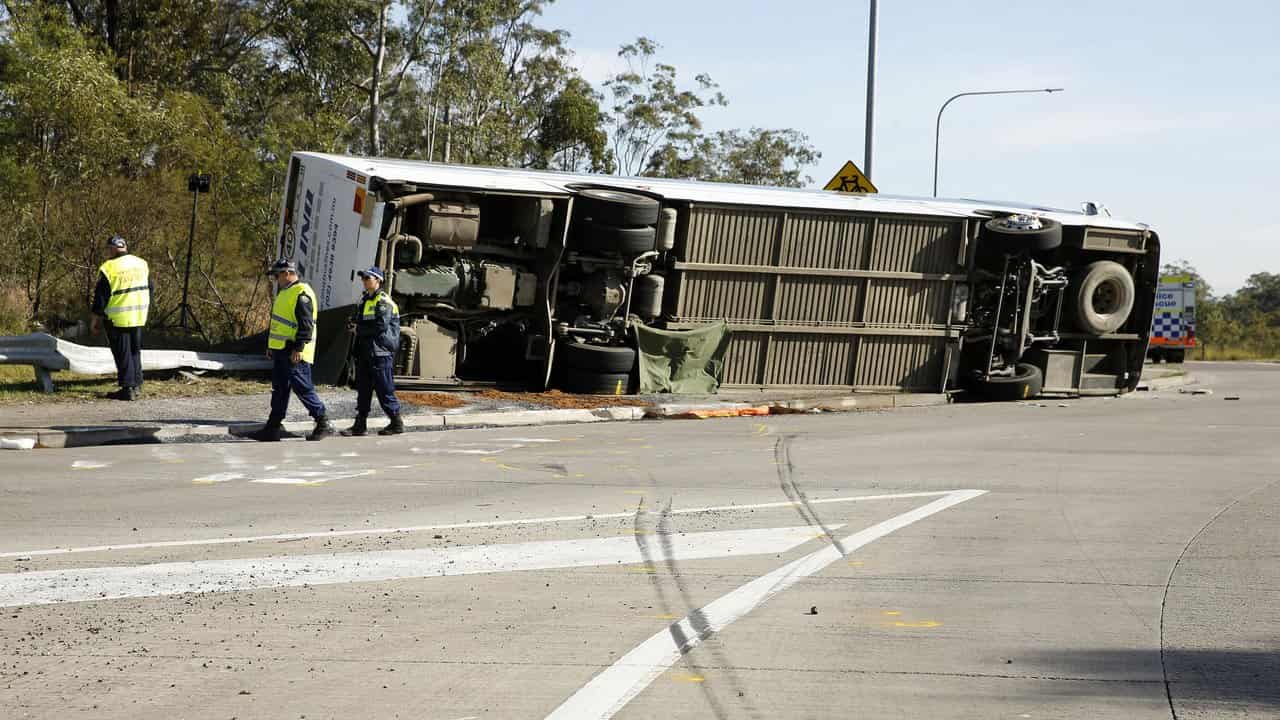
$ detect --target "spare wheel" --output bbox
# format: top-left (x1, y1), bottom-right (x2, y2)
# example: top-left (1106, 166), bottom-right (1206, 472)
top-left (1075, 260), bottom-right (1135, 334)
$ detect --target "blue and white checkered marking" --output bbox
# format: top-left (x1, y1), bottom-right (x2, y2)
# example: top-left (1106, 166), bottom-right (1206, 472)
top-left (1152, 313), bottom-right (1182, 339)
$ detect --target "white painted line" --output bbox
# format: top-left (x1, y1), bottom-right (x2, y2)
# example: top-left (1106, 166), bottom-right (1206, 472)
top-left (249, 470), bottom-right (374, 485)
top-left (0, 525), bottom-right (834, 608)
top-left (192, 472), bottom-right (244, 484)
top-left (0, 491), bottom-right (954, 559)
top-left (544, 489), bottom-right (987, 720)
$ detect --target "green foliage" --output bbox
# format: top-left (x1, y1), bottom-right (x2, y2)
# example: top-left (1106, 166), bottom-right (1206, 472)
top-left (1164, 261), bottom-right (1280, 359)
top-left (604, 37), bottom-right (726, 176)
top-left (647, 128), bottom-right (821, 187)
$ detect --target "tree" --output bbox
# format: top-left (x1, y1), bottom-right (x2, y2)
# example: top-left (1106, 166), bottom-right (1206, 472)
top-left (534, 76), bottom-right (609, 172)
top-left (1232, 272), bottom-right (1280, 319)
top-left (647, 127), bottom-right (820, 187)
top-left (603, 37), bottom-right (725, 176)
top-left (275, 0), bottom-right (435, 156)
top-left (0, 6), bottom-right (172, 317)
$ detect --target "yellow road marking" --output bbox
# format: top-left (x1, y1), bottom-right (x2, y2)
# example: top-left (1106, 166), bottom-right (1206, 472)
top-left (882, 610), bottom-right (901, 616)
top-left (652, 613), bottom-right (679, 620)
top-left (893, 620), bottom-right (942, 628)
top-left (673, 674), bottom-right (705, 683)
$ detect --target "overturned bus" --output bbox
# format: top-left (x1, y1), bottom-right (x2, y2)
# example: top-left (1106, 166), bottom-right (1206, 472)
top-left (276, 152), bottom-right (1160, 399)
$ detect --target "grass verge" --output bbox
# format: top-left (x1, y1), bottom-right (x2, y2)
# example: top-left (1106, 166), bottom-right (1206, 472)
top-left (0, 365), bottom-right (270, 406)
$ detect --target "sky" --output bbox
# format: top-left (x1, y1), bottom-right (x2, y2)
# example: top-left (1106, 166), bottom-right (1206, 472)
top-left (539, 0), bottom-right (1280, 295)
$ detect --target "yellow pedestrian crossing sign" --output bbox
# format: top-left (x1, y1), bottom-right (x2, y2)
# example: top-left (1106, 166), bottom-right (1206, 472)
top-left (823, 160), bottom-right (878, 194)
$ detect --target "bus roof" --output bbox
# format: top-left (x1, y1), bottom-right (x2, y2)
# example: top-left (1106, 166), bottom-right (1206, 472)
top-left (296, 152), bottom-right (1151, 233)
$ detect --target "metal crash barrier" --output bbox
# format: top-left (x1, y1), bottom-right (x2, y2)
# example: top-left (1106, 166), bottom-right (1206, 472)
top-left (0, 333), bottom-right (271, 393)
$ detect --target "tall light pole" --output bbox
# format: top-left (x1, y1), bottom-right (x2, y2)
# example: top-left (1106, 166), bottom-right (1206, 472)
top-left (933, 88), bottom-right (1063, 197)
top-left (864, 0), bottom-right (878, 181)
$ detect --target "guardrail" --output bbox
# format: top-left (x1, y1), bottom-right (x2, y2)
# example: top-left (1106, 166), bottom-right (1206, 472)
top-left (0, 333), bottom-right (271, 393)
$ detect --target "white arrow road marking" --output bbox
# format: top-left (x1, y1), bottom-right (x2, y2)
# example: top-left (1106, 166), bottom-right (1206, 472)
top-left (0, 525), bottom-right (835, 608)
top-left (544, 489), bottom-right (986, 720)
top-left (0, 491), bottom-right (954, 559)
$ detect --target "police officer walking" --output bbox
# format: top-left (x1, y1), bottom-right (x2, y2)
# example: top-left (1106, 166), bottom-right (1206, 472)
top-left (342, 267), bottom-right (404, 436)
top-left (90, 235), bottom-right (151, 401)
top-left (249, 259), bottom-right (335, 442)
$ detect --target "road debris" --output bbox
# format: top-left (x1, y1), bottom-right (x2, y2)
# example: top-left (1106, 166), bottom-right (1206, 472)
top-left (1224, 395), bottom-right (1241, 401)
top-left (1178, 388), bottom-right (1213, 395)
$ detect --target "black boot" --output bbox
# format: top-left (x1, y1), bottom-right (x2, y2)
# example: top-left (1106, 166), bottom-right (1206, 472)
top-left (106, 387), bottom-right (134, 401)
top-left (247, 420), bottom-right (282, 442)
top-left (340, 415), bottom-right (368, 437)
top-left (378, 414), bottom-right (405, 436)
top-left (307, 416), bottom-right (335, 441)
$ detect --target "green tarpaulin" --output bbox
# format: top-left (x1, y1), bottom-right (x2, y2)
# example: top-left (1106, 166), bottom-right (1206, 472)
top-left (635, 321), bottom-right (732, 394)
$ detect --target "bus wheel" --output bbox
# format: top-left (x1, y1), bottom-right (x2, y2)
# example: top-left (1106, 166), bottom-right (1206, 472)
top-left (968, 363), bottom-right (1043, 401)
top-left (559, 341), bottom-right (637, 373)
top-left (582, 222), bottom-right (656, 256)
top-left (983, 214), bottom-right (1062, 252)
top-left (1166, 349), bottom-right (1186, 364)
top-left (578, 189), bottom-right (661, 227)
top-left (1075, 260), bottom-right (1135, 334)
top-left (559, 368), bottom-right (633, 395)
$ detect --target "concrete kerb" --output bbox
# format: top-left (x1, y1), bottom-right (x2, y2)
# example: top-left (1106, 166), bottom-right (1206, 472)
top-left (2, 392), bottom-right (940, 449)
top-left (3, 425), bottom-right (162, 450)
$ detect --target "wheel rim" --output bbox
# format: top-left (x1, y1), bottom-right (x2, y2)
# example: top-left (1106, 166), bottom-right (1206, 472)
top-left (995, 214), bottom-right (1043, 232)
top-left (1092, 280), bottom-right (1123, 316)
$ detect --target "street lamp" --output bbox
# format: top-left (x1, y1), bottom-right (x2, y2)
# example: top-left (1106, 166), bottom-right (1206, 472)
top-left (864, 0), bottom-right (879, 181)
top-left (933, 88), bottom-right (1063, 197)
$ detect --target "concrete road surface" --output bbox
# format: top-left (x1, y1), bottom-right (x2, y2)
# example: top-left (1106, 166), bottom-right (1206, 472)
top-left (2, 361), bottom-right (1277, 719)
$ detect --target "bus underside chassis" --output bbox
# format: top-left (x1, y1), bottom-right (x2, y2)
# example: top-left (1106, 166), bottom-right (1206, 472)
top-left (552, 189), bottom-right (674, 395)
top-left (961, 214), bottom-right (1142, 400)
top-left (377, 190), bottom-right (551, 388)
top-left (377, 187), bottom-right (671, 393)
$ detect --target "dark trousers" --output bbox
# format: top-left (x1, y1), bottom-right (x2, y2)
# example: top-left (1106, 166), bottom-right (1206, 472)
top-left (269, 349), bottom-right (327, 423)
top-left (105, 325), bottom-right (142, 389)
top-left (355, 353), bottom-right (401, 418)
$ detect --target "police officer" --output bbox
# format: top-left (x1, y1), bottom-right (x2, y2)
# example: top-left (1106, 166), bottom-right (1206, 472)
top-left (341, 267), bottom-right (404, 436)
top-left (90, 235), bottom-right (151, 401)
top-left (249, 259), bottom-right (335, 442)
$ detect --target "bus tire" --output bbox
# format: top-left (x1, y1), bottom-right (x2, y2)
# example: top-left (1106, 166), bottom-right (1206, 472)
top-left (1075, 260), bottom-right (1135, 334)
top-left (578, 189), bottom-right (661, 227)
top-left (1166, 349), bottom-right (1186, 364)
top-left (559, 341), bottom-right (637, 373)
top-left (583, 223), bottom-right (656, 256)
top-left (983, 215), bottom-right (1062, 252)
top-left (970, 363), bottom-right (1043, 401)
top-left (559, 368), bottom-right (633, 395)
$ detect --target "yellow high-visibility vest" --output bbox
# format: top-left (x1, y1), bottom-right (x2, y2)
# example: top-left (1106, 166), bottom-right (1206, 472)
top-left (99, 254), bottom-right (150, 328)
top-left (361, 292), bottom-right (399, 321)
top-left (268, 282), bottom-right (318, 364)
